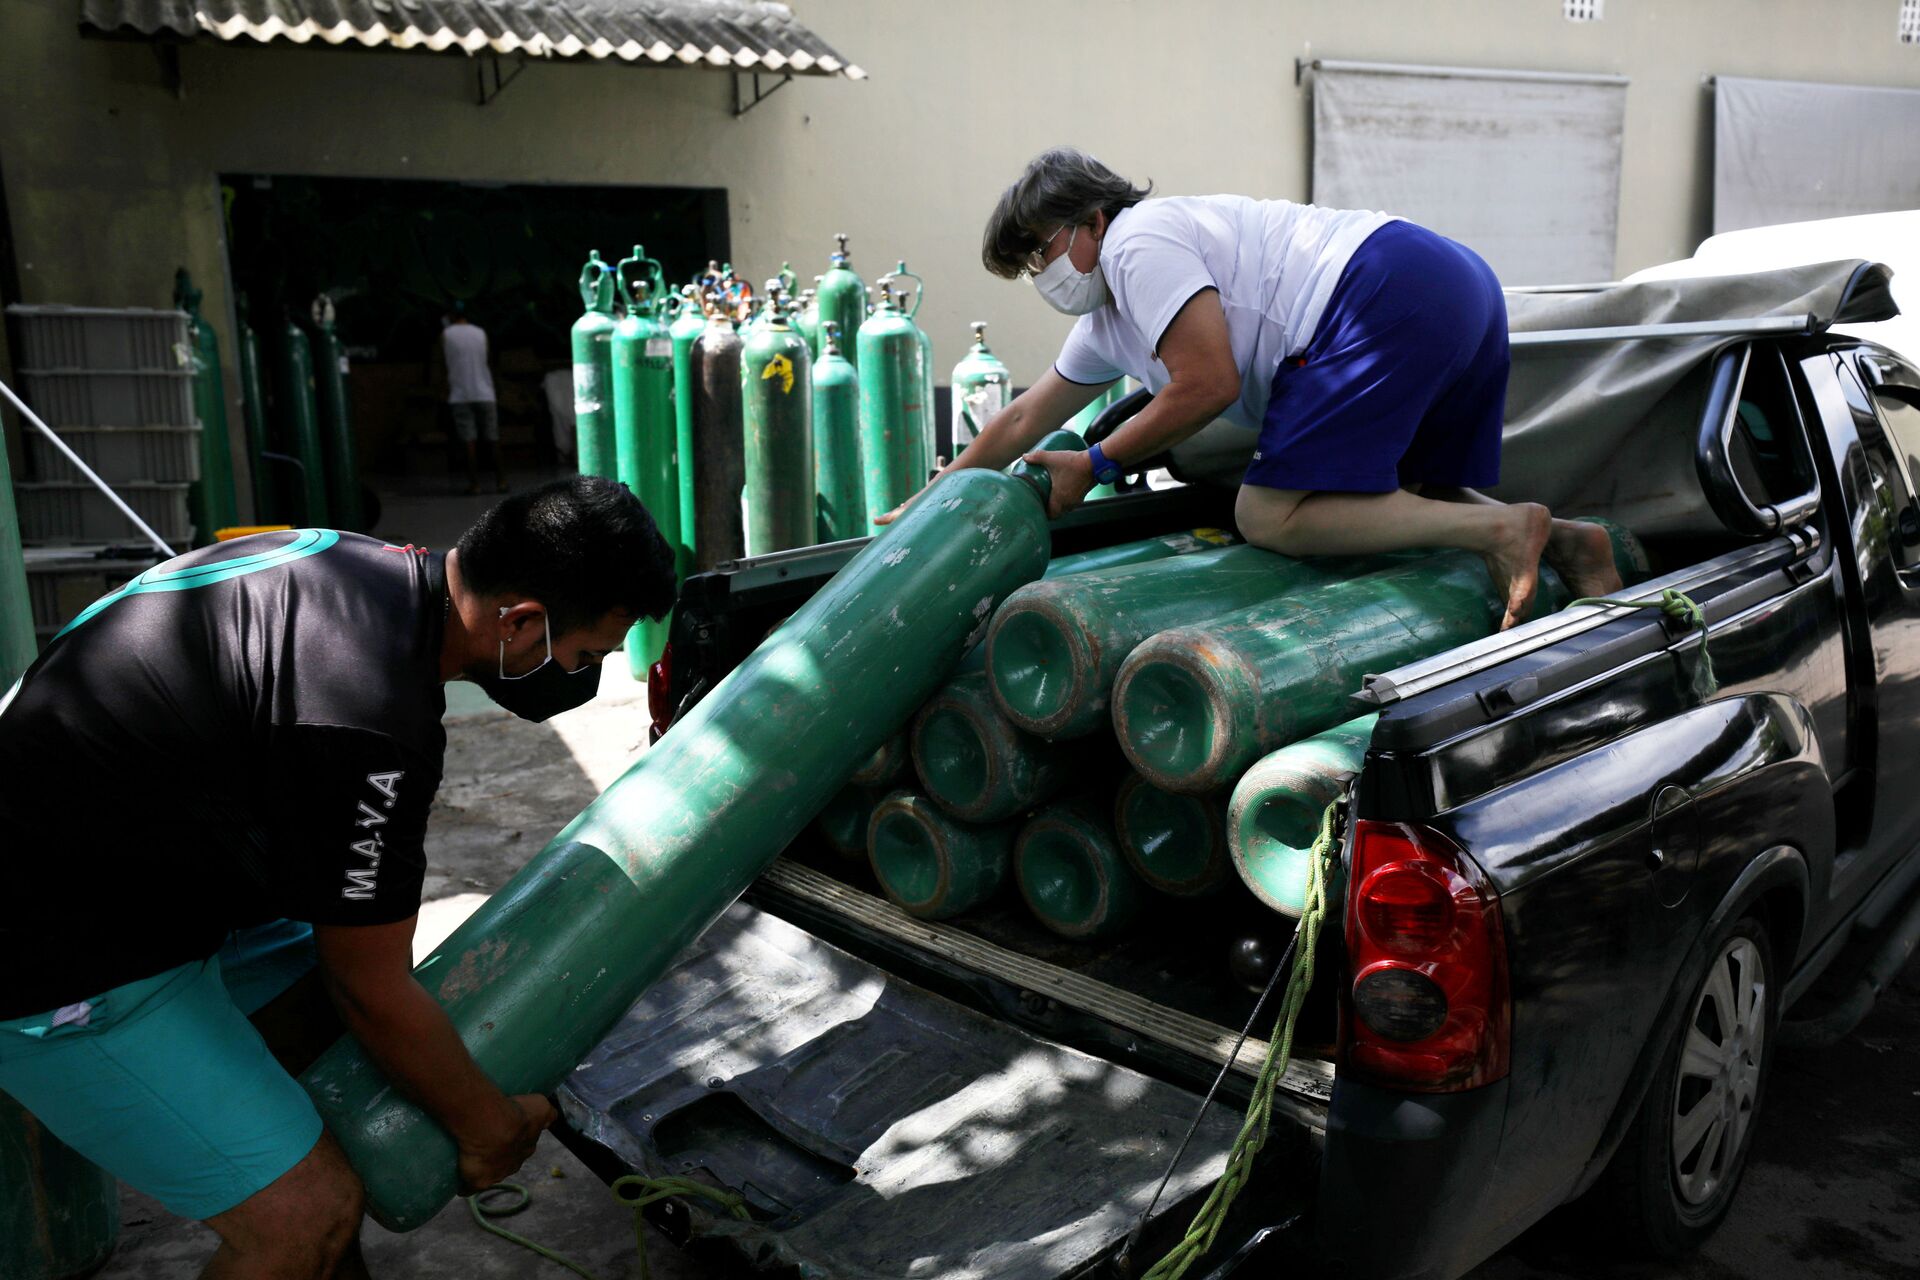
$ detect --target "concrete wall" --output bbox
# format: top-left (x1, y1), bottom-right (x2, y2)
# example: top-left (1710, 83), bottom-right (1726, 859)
top-left (3, 0), bottom-right (1916, 502)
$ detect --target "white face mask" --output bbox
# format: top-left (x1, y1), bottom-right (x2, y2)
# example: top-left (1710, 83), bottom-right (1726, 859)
top-left (1032, 226), bottom-right (1109, 315)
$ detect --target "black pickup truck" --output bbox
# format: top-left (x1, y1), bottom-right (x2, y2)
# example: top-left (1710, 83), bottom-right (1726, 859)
top-left (552, 262), bottom-right (1920, 1280)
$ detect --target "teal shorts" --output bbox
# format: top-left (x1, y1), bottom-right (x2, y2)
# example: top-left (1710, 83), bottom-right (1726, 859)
top-left (0, 924), bottom-right (324, 1220)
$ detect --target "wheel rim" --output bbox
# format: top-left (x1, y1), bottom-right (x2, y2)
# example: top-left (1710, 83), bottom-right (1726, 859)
top-left (1671, 935), bottom-right (1767, 1206)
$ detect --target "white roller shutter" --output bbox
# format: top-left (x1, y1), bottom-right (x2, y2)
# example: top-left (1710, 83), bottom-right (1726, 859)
top-left (1713, 76), bottom-right (1920, 234)
top-left (1310, 60), bottom-right (1628, 286)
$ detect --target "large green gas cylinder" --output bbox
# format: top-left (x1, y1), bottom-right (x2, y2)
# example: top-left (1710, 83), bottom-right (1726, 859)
top-left (174, 269), bottom-right (238, 540)
top-left (794, 284), bottom-right (822, 360)
top-left (689, 310), bottom-right (746, 569)
top-left (570, 252), bottom-right (619, 479)
top-left (1112, 550), bottom-right (1580, 794)
top-left (986, 546), bottom-right (1373, 741)
top-left (1114, 774), bottom-right (1232, 898)
top-left (0, 1090), bottom-right (119, 1280)
top-left (276, 314), bottom-right (329, 526)
top-left (611, 246), bottom-right (679, 674)
top-left (950, 321), bottom-right (1011, 454)
top-left (1015, 797), bottom-right (1147, 941)
top-left (910, 670), bottom-right (1084, 823)
top-left (812, 320), bottom-right (864, 542)
top-left (815, 234), bottom-right (866, 369)
top-left (891, 262), bottom-right (937, 461)
top-left (1228, 715), bottom-right (1377, 917)
top-left (234, 294), bottom-right (272, 517)
top-left (740, 283), bottom-right (815, 556)
top-left (1, 425), bottom-right (35, 684)
top-left (868, 789), bottom-right (1015, 920)
top-left (668, 287), bottom-right (706, 564)
top-left (856, 279), bottom-right (931, 520)
top-left (298, 462), bottom-right (1060, 1231)
top-left (309, 294), bottom-right (364, 532)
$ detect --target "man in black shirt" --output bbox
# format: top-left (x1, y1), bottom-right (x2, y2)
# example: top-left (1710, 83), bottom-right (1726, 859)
top-left (0, 477), bottom-right (675, 1278)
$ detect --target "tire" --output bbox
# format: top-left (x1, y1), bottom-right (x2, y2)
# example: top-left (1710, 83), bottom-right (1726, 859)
top-left (1597, 914), bottom-right (1777, 1257)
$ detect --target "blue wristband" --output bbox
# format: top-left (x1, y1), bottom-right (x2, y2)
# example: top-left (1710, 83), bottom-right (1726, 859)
top-left (1086, 441), bottom-right (1122, 486)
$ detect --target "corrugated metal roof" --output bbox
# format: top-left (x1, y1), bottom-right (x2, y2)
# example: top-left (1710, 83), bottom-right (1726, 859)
top-left (79, 0), bottom-right (866, 78)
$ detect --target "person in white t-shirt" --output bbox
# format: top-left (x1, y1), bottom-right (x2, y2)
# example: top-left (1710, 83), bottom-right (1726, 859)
top-left (438, 302), bottom-right (505, 496)
top-left (883, 148), bottom-right (1619, 627)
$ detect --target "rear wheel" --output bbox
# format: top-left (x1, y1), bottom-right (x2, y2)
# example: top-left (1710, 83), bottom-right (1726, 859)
top-left (1600, 915), bottom-right (1775, 1256)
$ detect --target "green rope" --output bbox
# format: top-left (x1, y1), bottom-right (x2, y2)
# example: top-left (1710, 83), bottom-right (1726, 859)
top-left (466, 1183), bottom-right (602, 1279)
top-left (1141, 797), bottom-right (1342, 1280)
top-left (610, 1174), bottom-right (753, 1280)
top-left (467, 1174), bottom-right (751, 1280)
top-left (1569, 588), bottom-right (1717, 698)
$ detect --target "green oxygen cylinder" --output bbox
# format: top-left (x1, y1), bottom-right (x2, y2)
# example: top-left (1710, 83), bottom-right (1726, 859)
top-left (1, 414), bottom-right (36, 685)
top-left (1228, 715), bottom-right (1377, 917)
top-left (298, 462), bottom-right (1059, 1232)
top-left (234, 293), bottom-right (272, 518)
top-left (0, 1089), bottom-right (119, 1280)
top-left (174, 269), bottom-right (237, 540)
top-left (309, 294), bottom-right (364, 532)
top-left (815, 783), bottom-right (884, 860)
top-left (668, 286), bottom-right (706, 566)
top-left (570, 252), bottom-right (619, 479)
top-left (950, 321), bottom-right (1011, 454)
top-left (740, 282), bottom-right (816, 556)
top-left (1015, 796), bottom-right (1147, 941)
top-left (1114, 774), bottom-right (1233, 898)
top-left (277, 313), bottom-right (329, 526)
top-left (689, 304), bottom-right (745, 569)
top-left (868, 789), bottom-right (1015, 920)
top-left (815, 234), bottom-right (866, 369)
top-left (857, 278), bottom-right (931, 520)
top-left (611, 246), bottom-right (679, 675)
top-left (812, 320), bottom-right (865, 542)
top-left (892, 262), bottom-right (937, 467)
top-left (851, 733), bottom-right (911, 788)
top-left (986, 545), bottom-right (1375, 741)
top-left (1112, 550), bottom-right (1581, 794)
top-left (795, 282), bottom-right (823, 359)
top-left (910, 670), bottom-right (1087, 823)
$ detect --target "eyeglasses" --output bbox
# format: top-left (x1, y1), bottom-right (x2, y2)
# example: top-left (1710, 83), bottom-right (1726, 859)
top-left (1022, 225), bottom-right (1072, 277)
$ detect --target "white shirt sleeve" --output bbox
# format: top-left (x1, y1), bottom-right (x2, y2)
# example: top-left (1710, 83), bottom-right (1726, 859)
top-left (1105, 207), bottom-right (1218, 355)
top-left (1054, 316), bottom-right (1126, 386)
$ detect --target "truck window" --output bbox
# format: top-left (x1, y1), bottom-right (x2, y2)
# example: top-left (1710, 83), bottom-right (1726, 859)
top-left (1726, 345), bottom-right (1815, 511)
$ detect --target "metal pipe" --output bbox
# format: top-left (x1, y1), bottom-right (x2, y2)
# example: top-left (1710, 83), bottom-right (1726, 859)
top-left (0, 378), bottom-right (175, 556)
top-left (1301, 57), bottom-right (1628, 86)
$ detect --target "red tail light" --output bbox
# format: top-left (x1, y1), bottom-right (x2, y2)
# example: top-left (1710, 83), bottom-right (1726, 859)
top-left (1342, 820), bottom-right (1509, 1092)
top-left (647, 643), bottom-right (674, 738)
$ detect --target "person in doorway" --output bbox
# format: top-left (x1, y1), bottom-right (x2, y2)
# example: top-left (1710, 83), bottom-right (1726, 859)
top-left (440, 301), bottom-right (506, 496)
top-left (0, 477), bottom-right (676, 1279)
top-left (883, 147), bottom-right (1621, 625)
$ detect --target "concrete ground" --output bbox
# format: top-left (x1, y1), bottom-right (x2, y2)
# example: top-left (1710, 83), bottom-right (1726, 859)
top-left (91, 477), bottom-right (1920, 1279)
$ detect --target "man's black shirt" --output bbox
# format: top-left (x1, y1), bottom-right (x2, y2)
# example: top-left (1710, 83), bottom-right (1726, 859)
top-left (0, 530), bottom-right (448, 1018)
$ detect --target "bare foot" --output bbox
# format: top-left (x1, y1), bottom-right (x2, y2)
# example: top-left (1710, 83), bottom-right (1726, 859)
top-left (1546, 518), bottom-right (1623, 599)
top-left (1480, 503), bottom-right (1552, 630)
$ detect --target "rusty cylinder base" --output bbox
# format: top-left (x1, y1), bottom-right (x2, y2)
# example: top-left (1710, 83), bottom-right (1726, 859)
top-left (911, 671), bottom-right (1081, 823)
top-left (1113, 774), bottom-right (1233, 898)
top-left (1014, 797), bottom-right (1147, 941)
top-left (867, 790), bottom-right (1015, 919)
top-left (1227, 716), bottom-right (1378, 917)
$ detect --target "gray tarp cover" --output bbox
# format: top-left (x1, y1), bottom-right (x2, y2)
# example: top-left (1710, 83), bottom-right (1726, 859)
top-left (1170, 259), bottom-right (1898, 537)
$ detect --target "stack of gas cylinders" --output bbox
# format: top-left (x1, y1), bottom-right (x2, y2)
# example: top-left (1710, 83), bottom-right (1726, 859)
top-left (809, 491), bottom-right (1647, 955)
top-left (571, 235), bottom-right (1028, 678)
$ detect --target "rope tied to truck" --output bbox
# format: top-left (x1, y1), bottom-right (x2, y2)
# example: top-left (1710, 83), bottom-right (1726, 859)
top-left (1568, 588), bottom-right (1717, 699)
top-left (1133, 795), bottom-right (1343, 1280)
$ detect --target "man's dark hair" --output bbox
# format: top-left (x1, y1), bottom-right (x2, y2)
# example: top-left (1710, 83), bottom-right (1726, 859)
top-left (981, 147), bottom-right (1153, 280)
top-left (456, 477), bottom-right (676, 633)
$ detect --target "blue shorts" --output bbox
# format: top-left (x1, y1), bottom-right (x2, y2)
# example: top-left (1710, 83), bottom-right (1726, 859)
top-left (0, 923), bottom-right (323, 1220)
top-left (1245, 220), bottom-right (1507, 493)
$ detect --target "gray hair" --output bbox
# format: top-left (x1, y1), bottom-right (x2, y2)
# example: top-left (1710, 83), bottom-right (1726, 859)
top-left (981, 147), bottom-right (1152, 279)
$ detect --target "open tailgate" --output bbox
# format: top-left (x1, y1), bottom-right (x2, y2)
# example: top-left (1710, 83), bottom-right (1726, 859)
top-left (556, 898), bottom-right (1309, 1278)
